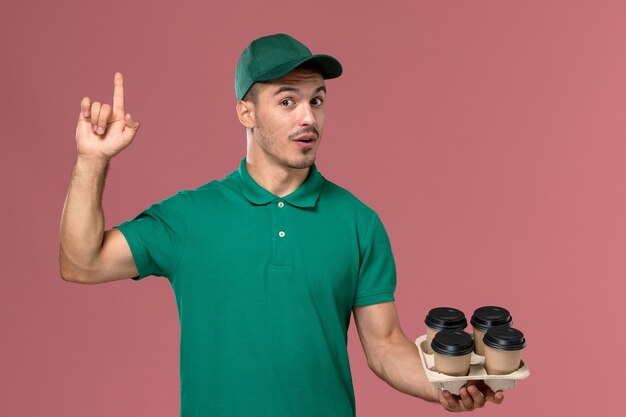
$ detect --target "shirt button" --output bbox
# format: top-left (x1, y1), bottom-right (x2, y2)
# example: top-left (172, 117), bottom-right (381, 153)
top-left (278, 231), bottom-right (286, 238)
top-left (278, 201), bottom-right (285, 208)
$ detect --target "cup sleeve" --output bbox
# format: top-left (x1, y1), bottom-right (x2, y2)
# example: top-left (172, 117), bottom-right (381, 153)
top-left (113, 190), bottom-right (188, 281)
top-left (353, 213), bottom-right (397, 307)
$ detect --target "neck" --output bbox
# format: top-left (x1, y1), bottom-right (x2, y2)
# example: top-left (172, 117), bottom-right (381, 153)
top-left (245, 154), bottom-right (311, 198)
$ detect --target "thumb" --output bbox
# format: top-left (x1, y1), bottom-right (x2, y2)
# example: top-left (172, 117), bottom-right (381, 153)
top-left (125, 113), bottom-right (140, 131)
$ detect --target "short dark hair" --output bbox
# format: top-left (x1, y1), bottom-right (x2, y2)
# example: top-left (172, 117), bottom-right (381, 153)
top-left (241, 62), bottom-right (323, 104)
top-left (242, 82), bottom-right (262, 104)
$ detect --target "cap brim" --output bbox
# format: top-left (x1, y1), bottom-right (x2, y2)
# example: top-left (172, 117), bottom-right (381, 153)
top-left (256, 54), bottom-right (343, 83)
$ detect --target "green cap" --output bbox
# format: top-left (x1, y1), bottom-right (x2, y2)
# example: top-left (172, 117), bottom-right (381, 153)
top-left (235, 33), bottom-right (343, 100)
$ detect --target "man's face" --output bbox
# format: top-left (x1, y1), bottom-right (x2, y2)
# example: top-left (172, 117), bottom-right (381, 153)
top-left (248, 68), bottom-right (326, 170)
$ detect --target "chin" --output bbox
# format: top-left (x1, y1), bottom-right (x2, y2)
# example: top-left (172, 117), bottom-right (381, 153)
top-left (286, 156), bottom-right (315, 170)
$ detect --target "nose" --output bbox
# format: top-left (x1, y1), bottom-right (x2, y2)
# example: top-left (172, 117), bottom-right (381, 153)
top-left (299, 102), bottom-right (315, 126)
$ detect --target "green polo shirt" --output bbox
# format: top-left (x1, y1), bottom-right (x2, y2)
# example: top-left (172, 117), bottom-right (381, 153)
top-left (114, 158), bottom-right (396, 417)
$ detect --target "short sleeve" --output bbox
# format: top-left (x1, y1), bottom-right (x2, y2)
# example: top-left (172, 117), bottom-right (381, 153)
top-left (113, 190), bottom-right (188, 281)
top-left (354, 213), bottom-right (397, 307)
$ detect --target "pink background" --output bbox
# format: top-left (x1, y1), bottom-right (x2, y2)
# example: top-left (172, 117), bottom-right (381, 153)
top-left (2, 0), bottom-right (625, 415)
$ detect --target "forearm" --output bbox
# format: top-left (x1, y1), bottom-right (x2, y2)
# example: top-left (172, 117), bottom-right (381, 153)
top-left (59, 155), bottom-right (109, 280)
top-left (355, 303), bottom-right (501, 411)
top-left (367, 331), bottom-right (439, 402)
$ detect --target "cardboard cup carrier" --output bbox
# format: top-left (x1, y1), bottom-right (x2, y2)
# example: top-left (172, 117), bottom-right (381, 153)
top-left (417, 307), bottom-right (529, 395)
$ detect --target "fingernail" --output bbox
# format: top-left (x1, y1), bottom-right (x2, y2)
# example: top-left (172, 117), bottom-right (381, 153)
top-left (84, 111), bottom-right (89, 117)
top-left (97, 127), bottom-right (104, 134)
top-left (92, 125), bottom-right (97, 132)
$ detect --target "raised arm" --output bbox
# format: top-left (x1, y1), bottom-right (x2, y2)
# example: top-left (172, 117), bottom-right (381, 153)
top-left (59, 73), bottom-right (141, 284)
top-left (352, 301), bottom-right (504, 412)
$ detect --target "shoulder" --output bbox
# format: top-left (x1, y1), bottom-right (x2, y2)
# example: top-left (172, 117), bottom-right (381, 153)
top-left (136, 169), bottom-right (238, 215)
top-left (319, 177), bottom-right (381, 225)
top-left (183, 169), bottom-right (241, 203)
top-left (320, 177), bottom-right (375, 212)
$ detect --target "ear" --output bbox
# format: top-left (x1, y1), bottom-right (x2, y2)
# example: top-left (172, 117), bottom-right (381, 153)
top-left (236, 100), bottom-right (255, 129)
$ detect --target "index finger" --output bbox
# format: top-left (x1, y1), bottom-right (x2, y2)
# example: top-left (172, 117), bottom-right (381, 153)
top-left (113, 72), bottom-right (124, 114)
top-left (438, 390), bottom-right (457, 411)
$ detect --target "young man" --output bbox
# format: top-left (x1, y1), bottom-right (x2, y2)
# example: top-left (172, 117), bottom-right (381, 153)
top-left (59, 33), bottom-right (504, 416)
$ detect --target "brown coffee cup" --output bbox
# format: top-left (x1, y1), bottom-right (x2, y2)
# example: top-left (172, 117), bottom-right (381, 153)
top-left (483, 327), bottom-right (526, 375)
top-left (470, 306), bottom-right (513, 355)
top-left (424, 307), bottom-right (467, 354)
top-left (431, 329), bottom-right (474, 376)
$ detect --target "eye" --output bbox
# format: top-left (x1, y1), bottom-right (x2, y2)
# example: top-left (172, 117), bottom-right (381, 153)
top-left (311, 97), bottom-right (324, 106)
top-left (280, 98), bottom-right (294, 106)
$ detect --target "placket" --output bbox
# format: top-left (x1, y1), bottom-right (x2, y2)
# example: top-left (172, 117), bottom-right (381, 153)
top-left (271, 198), bottom-right (290, 267)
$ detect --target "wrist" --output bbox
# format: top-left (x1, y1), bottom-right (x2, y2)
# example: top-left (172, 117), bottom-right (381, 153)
top-left (76, 153), bottom-right (111, 168)
top-left (74, 154), bottom-right (111, 183)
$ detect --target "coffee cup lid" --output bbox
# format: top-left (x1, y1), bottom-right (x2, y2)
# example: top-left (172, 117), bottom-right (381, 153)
top-left (483, 327), bottom-right (526, 351)
top-left (431, 329), bottom-right (474, 356)
top-left (425, 307), bottom-right (467, 331)
top-left (470, 306), bottom-right (513, 331)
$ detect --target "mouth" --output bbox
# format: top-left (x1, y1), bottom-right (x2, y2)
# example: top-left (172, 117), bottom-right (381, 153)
top-left (293, 135), bottom-right (317, 146)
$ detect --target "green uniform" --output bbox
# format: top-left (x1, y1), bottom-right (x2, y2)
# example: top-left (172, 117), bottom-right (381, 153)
top-left (114, 158), bottom-right (396, 417)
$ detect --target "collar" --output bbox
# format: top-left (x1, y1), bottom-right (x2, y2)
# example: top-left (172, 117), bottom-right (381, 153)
top-left (236, 157), bottom-right (324, 208)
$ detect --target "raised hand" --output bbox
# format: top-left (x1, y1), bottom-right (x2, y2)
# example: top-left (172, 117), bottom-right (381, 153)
top-left (76, 72), bottom-right (140, 160)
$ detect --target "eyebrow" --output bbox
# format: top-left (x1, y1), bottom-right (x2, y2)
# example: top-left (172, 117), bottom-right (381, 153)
top-left (273, 85), bottom-right (327, 96)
